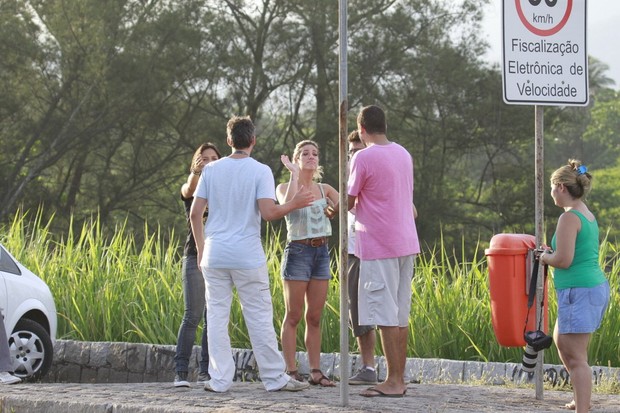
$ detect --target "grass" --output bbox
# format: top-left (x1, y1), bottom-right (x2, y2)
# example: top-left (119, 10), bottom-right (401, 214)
top-left (1, 209), bottom-right (618, 369)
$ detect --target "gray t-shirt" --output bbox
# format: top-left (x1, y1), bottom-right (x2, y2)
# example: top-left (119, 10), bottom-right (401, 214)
top-left (195, 156), bottom-right (276, 269)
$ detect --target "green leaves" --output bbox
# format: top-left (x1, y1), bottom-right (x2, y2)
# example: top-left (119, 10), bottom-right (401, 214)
top-left (1, 0), bottom-right (619, 261)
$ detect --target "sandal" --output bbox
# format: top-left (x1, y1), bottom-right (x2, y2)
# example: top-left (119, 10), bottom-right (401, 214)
top-left (286, 369), bottom-right (303, 382)
top-left (308, 369), bottom-right (336, 387)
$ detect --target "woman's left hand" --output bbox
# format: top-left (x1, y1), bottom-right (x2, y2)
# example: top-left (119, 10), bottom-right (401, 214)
top-left (538, 248), bottom-right (553, 265)
top-left (538, 251), bottom-right (546, 265)
top-left (324, 198), bottom-right (337, 219)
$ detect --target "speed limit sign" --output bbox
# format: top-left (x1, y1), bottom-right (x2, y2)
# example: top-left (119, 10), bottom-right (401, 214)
top-left (503, 0), bottom-right (588, 106)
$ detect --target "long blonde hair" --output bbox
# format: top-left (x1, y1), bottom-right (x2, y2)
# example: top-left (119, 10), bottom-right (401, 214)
top-left (292, 140), bottom-right (324, 181)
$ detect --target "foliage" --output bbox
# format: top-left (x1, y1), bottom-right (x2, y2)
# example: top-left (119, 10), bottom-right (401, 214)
top-left (2, 212), bottom-right (618, 368)
top-left (1, 0), bottom-right (620, 259)
top-left (589, 163), bottom-right (620, 243)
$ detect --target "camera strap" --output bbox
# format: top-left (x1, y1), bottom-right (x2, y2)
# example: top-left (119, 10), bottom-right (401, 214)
top-left (524, 251), bottom-right (546, 334)
top-left (527, 255), bottom-right (539, 309)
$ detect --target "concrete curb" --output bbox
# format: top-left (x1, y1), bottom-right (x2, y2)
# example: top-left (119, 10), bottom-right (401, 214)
top-left (44, 340), bottom-right (620, 388)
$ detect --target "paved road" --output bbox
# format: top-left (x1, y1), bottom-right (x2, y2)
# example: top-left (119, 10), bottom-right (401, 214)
top-left (2, 381), bottom-right (620, 412)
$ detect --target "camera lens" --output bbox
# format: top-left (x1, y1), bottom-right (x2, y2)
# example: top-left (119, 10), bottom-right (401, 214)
top-left (521, 344), bottom-right (538, 373)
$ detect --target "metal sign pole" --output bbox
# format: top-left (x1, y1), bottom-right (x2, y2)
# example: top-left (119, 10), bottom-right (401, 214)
top-left (534, 104), bottom-right (545, 399)
top-left (338, 0), bottom-right (349, 406)
top-left (502, 0), bottom-right (587, 401)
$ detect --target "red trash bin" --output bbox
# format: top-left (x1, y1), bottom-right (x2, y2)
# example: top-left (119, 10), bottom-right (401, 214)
top-left (485, 234), bottom-right (549, 347)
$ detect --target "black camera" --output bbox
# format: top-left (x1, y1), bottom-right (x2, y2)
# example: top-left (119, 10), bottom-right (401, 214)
top-left (521, 330), bottom-right (553, 373)
top-left (525, 330), bottom-right (553, 351)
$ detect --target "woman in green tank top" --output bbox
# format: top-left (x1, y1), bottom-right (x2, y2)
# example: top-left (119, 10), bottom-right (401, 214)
top-left (539, 159), bottom-right (610, 412)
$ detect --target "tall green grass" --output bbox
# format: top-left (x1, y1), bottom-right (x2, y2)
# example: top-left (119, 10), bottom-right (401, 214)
top-left (1, 211), bottom-right (618, 367)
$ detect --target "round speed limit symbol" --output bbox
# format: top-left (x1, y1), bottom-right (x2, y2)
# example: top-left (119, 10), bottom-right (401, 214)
top-left (515, 0), bottom-right (573, 36)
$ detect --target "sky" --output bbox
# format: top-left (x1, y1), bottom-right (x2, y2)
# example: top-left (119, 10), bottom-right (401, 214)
top-left (481, 0), bottom-right (620, 89)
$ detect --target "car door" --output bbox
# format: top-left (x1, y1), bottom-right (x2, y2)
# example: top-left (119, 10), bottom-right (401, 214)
top-left (0, 246), bottom-right (11, 336)
top-left (0, 245), bottom-right (22, 335)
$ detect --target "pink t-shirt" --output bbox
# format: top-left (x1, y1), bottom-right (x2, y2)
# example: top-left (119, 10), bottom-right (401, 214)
top-left (348, 142), bottom-right (420, 260)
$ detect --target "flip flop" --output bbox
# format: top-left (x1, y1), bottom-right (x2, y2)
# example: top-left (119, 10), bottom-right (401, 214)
top-left (360, 386), bottom-right (405, 398)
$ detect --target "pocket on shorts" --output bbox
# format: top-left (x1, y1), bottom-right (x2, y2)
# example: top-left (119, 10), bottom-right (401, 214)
top-left (557, 288), bottom-right (571, 306)
top-left (286, 243), bottom-right (305, 255)
top-left (588, 284), bottom-right (608, 306)
top-left (364, 281), bottom-right (385, 306)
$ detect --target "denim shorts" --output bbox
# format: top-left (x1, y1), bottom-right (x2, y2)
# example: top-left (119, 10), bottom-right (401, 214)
top-left (556, 281), bottom-right (610, 334)
top-left (281, 242), bottom-right (331, 281)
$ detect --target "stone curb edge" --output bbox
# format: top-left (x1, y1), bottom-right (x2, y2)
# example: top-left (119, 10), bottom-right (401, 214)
top-left (43, 339), bottom-right (620, 388)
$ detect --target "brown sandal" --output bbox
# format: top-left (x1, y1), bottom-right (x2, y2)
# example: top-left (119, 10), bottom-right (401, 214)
top-left (286, 369), bottom-right (303, 382)
top-left (308, 369), bottom-right (336, 387)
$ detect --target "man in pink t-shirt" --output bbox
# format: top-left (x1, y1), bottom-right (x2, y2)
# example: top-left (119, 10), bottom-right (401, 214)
top-left (348, 105), bottom-right (419, 398)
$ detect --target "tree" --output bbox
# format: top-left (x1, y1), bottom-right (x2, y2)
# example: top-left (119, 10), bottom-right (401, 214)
top-left (0, 0), bottom-right (222, 237)
top-left (2, 0), bottom-right (618, 258)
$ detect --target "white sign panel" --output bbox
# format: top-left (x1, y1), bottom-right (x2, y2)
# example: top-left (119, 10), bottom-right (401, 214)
top-left (503, 0), bottom-right (588, 106)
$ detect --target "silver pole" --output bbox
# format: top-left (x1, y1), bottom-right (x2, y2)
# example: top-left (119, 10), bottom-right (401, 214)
top-left (338, 0), bottom-right (349, 407)
top-left (534, 105), bottom-right (545, 399)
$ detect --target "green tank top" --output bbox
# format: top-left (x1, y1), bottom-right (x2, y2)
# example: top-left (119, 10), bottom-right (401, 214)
top-left (551, 210), bottom-right (606, 289)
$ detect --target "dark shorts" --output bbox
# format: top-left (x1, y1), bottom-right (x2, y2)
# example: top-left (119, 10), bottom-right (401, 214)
top-left (348, 254), bottom-right (375, 337)
top-left (281, 242), bottom-right (331, 281)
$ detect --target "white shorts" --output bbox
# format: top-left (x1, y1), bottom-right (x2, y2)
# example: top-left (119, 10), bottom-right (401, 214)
top-left (358, 255), bottom-right (415, 327)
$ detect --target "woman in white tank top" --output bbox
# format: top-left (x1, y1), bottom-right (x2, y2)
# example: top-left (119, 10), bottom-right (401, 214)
top-left (276, 140), bottom-right (339, 387)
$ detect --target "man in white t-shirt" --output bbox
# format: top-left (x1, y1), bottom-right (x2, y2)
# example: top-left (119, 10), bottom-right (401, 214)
top-left (190, 116), bottom-right (313, 393)
top-left (348, 105), bottom-right (420, 398)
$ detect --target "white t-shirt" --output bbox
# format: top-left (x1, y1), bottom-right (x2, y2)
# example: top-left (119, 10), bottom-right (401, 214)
top-left (195, 156), bottom-right (276, 269)
top-left (347, 210), bottom-right (356, 255)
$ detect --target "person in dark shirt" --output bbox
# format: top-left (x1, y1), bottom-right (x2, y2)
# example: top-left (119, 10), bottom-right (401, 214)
top-left (173, 143), bottom-right (221, 388)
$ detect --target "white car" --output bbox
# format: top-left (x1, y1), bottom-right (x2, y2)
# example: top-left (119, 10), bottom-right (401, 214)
top-left (0, 243), bottom-right (57, 381)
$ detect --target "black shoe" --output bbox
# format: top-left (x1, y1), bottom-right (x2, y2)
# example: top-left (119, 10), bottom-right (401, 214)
top-left (174, 372), bottom-right (190, 388)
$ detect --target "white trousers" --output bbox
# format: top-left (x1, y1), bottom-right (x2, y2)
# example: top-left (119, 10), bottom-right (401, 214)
top-left (202, 265), bottom-right (289, 392)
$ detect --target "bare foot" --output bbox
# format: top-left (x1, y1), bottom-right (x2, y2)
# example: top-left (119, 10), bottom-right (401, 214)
top-left (564, 400), bottom-right (592, 411)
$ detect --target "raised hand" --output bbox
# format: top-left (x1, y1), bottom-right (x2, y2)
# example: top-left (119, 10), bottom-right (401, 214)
top-left (192, 155), bottom-right (204, 174)
top-left (281, 154), bottom-right (300, 176)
